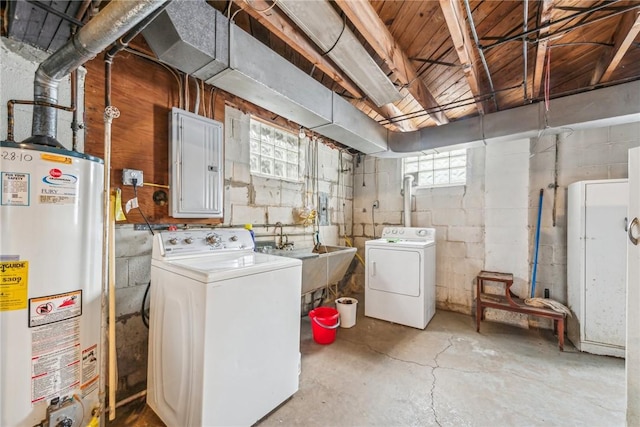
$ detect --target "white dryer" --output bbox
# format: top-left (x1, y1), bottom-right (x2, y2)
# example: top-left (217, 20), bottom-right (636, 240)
top-left (365, 227), bottom-right (436, 329)
top-left (147, 228), bottom-right (302, 427)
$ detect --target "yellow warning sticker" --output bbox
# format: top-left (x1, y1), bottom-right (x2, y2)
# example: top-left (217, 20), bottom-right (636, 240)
top-left (0, 260), bottom-right (29, 311)
top-left (40, 153), bottom-right (72, 164)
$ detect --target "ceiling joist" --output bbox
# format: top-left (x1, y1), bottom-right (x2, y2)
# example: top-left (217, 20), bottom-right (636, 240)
top-left (590, 9), bottom-right (640, 85)
top-left (438, 0), bottom-right (485, 114)
top-left (335, 0), bottom-right (449, 126)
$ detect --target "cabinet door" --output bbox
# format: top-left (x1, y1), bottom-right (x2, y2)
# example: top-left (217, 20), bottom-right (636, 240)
top-left (367, 248), bottom-right (421, 296)
top-left (584, 182), bottom-right (628, 346)
top-left (170, 108), bottom-right (223, 218)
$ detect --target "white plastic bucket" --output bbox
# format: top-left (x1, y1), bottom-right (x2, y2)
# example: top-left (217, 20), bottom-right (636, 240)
top-left (335, 297), bottom-right (358, 328)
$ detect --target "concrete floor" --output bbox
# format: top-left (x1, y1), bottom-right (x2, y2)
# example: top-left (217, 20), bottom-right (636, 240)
top-left (110, 304), bottom-right (625, 426)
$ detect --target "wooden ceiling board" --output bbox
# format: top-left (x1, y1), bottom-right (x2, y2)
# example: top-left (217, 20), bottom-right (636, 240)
top-left (7, 0), bottom-right (640, 145)
top-left (372, 0), bottom-right (405, 27)
top-left (401, 2), bottom-right (444, 57)
top-left (386, 1), bottom-right (427, 42)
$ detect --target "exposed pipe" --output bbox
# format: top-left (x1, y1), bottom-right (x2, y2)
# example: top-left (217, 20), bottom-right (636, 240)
top-left (70, 70), bottom-right (79, 150)
top-left (403, 175), bottom-right (414, 227)
top-left (6, 100), bottom-right (74, 142)
top-left (25, 0), bottom-right (167, 147)
top-left (100, 106), bottom-right (120, 425)
top-left (114, 390), bottom-right (147, 409)
top-left (462, 0), bottom-right (498, 111)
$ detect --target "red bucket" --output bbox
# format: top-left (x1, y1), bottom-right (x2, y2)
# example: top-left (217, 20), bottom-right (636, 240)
top-left (309, 307), bottom-right (340, 344)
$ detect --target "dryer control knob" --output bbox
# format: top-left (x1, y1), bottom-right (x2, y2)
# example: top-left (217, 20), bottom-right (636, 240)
top-left (230, 235), bottom-right (238, 242)
top-left (169, 238), bottom-right (178, 245)
top-left (417, 229), bottom-right (427, 236)
top-left (184, 238), bottom-right (193, 244)
top-left (205, 234), bottom-right (221, 246)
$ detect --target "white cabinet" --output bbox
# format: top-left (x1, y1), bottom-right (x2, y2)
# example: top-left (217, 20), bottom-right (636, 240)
top-left (567, 179), bottom-right (628, 357)
top-left (169, 107), bottom-right (223, 218)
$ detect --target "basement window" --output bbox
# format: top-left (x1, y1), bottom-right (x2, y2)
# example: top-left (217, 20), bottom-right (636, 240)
top-left (249, 117), bottom-right (302, 182)
top-left (402, 149), bottom-right (467, 187)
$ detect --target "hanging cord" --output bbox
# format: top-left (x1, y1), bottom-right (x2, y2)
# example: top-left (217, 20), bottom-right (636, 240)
top-left (131, 178), bottom-right (154, 329)
top-left (131, 179), bottom-right (154, 235)
top-left (544, 48), bottom-right (551, 113)
top-left (322, 13), bottom-right (347, 57)
top-left (192, 76), bottom-right (200, 115)
top-left (141, 281), bottom-right (151, 328)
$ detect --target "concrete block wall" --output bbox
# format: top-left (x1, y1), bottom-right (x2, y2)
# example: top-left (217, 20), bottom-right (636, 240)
top-left (354, 122), bottom-right (640, 327)
top-left (113, 225), bottom-right (153, 397)
top-left (529, 123), bottom-right (640, 305)
top-left (483, 139), bottom-right (530, 328)
top-left (353, 147), bottom-right (485, 314)
top-left (223, 106), bottom-right (354, 248)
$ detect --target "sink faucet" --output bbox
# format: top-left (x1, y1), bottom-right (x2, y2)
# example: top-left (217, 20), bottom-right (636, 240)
top-left (274, 222), bottom-right (294, 250)
top-left (274, 222), bottom-right (285, 249)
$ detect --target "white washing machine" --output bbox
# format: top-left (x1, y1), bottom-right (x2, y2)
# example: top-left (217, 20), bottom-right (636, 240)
top-left (365, 227), bottom-right (436, 329)
top-left (147, 228), bottom-right (302, 427)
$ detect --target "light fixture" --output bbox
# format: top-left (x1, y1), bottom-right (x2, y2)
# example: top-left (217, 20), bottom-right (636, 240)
top-left (276, 0), bottom-right (402, 107)
top-left (298, 127), bottom-right (306, 139)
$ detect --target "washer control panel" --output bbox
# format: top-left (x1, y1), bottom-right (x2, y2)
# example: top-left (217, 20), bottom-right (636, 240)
top-left (153, 228), bottom-right (254, 258)
top-left (380, 227), bottom-right (436, 242)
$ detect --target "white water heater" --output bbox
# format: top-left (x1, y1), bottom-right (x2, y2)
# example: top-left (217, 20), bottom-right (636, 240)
top-left (0, 142), bottom-right (104, 426)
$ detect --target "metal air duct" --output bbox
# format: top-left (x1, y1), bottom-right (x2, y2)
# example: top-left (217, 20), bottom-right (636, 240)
top-left (141, 0), bottom-right (640, 157)
top-left (25, 0), bottom-right (168, 148)
top-left (276, 0), bottom-right (402, 107)
top-left (142, 1), bottom-right (389, 153)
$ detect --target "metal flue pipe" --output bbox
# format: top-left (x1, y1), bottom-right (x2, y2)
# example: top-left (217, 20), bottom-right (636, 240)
top-left (403, 174), bottom-right (414, 227)
top-left (25, 0), bottom-right (168, 147)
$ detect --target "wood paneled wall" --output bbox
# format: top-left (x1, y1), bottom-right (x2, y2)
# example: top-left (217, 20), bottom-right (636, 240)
top-left (83, 49), bottom-right (309, 225)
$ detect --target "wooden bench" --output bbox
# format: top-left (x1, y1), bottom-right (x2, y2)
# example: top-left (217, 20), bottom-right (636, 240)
top-left (476, 270), bottom-right (566, 351)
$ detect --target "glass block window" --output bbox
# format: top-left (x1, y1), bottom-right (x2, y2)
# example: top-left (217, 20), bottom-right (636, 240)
top-left (249, 118), bottom-right (301, 181)
top-left (402, 149), bottom-right (467, 187)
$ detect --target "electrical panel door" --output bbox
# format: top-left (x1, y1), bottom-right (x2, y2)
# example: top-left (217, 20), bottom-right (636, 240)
top-left (169, 108), bottom-right (223, 218)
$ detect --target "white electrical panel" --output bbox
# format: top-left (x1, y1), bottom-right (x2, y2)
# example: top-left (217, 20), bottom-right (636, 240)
top-left (169, 107), bottom-right (224, 218)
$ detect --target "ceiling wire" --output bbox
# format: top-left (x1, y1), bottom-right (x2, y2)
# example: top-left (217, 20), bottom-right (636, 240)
top-left (483, 0), bottom-right (628, 50)
top-left (462, 0), bottom-right (498, 112)
top-left (243, 0), bottom-right (278, 14)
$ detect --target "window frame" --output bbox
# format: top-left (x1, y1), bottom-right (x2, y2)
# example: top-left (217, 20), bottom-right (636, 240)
top-left (402, 149), bottom-right (467, 188)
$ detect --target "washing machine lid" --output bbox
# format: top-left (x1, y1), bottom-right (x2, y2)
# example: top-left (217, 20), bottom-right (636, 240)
top-left (152, 252), bottom-right (302, 283)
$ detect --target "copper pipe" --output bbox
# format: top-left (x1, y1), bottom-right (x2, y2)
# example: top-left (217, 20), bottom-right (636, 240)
top-left (7, 100), bottom-right (74, 142)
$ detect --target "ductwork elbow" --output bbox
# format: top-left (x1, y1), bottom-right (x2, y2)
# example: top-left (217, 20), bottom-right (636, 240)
top-left (26, 0), bottom-right (168, 148)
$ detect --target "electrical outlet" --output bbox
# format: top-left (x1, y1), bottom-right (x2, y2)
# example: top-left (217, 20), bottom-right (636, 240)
top-left (122, 169), bottom-right (143, 186)
top-left (373, 200), bottom-right (379, 209)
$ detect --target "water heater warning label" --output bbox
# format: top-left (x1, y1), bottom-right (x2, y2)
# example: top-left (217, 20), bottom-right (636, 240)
top-left (0, 260), bottom-right (28, 311)
top-left (31, 318), bottom-right (81, 403)
top-left (29, 290), bottom-right (82, 327)
top-left (1, 172), bottom-right (30, 206)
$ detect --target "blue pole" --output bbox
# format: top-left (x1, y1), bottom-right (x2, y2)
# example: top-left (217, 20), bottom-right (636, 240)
top-left (531, 189), bottom-right (544, 298)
